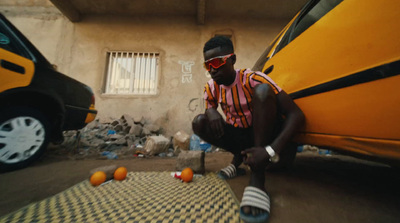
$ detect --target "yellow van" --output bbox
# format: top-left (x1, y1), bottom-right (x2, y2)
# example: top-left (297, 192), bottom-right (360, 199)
top-left (253, 0), bottom-right (400, 165)
top-left (0, 14), bottom-right (97, 171)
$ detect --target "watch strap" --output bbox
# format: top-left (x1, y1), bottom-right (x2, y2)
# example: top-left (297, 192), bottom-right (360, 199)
top-left (265, 145), bottom-right (275, 157)
top-left (265, 145), bottom-right (279, 163)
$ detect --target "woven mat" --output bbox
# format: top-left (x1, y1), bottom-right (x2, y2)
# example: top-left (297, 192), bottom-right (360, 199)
top-left (1, 172), bottom-right (242, 222)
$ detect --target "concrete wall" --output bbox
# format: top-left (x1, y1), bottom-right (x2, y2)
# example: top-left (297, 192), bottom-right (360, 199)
top-left (2, 3), bottom-right (290, 137)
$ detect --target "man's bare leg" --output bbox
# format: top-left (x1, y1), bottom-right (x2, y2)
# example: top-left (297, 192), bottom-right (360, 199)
top-left (192, 114), bottom-right (245, 178)
top-left (243, 83), bottom-right (278, 215)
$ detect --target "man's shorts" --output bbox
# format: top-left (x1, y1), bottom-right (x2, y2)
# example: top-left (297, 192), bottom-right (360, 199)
top-left (213, 125), bottom-right (255, 155)
top-left (213, 116), bottom-right (283, 155)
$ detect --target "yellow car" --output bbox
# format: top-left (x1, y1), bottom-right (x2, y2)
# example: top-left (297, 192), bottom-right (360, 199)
top-left (253, 0), bottom-right (400, 165)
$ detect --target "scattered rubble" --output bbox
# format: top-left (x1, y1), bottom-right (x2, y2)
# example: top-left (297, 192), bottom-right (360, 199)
top-left (47, 115), bottom-right (330, 163)
top-left (48, 115), bottom-right (217, 160)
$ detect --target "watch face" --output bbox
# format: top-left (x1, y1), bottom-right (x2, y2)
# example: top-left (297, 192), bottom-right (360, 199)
top-left (270, 154), bottom-right (280, 163)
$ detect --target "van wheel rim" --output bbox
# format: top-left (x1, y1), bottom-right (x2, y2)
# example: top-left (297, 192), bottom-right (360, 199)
top-left (0, 116), bottom-right (45, 164)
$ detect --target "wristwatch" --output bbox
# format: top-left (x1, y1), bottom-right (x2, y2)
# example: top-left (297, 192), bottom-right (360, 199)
top-left (265, 145), bottom-right (280, 163)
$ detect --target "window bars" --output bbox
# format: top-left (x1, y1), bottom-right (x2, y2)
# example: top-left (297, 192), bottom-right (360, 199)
top-left (104, 52), bottom-right (159, 95)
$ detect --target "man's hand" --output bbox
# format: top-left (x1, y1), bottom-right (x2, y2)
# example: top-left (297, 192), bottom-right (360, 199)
top-left (241, 147), bottom-right (269, 170)
top-left (205, 108), bottom-right (225, 138)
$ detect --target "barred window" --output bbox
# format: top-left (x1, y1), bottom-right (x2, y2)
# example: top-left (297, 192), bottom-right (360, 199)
top-left (104, 52), bottom-right (159, 95)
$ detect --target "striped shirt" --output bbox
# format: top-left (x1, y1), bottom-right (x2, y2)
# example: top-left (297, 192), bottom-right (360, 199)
top-left (204, 68), bottom-right (282, 128)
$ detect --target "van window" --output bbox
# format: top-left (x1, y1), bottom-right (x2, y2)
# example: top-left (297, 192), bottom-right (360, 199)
top-left (0, 20), bottom-right (32, 60)
top-left (274, 0), bottom-right (343, 56)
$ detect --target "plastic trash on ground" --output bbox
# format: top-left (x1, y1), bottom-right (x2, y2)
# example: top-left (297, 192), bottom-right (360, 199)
top-left (101, 151), bottom-right (118, 159)
top-left (190, 134), bottom-right (211, 152)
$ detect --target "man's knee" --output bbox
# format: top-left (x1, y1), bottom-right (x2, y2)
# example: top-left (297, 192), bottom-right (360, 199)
top-left (254, 84), bottom-right (276, 103)
top-left (192, 114), bottom-right (207, 135)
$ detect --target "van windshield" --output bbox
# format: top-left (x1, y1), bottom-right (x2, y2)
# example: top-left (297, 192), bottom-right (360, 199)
top-left (253, 0), bottom-right (343, 73)
top-left (252, 32), bottom-right (283, 71)
top-left (274, 0), bottom-right (342, 56)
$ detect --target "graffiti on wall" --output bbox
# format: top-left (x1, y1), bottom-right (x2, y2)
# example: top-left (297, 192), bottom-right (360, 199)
top-left (178, 60), bottom-right (195, 83)
top-left (188, 97), bottom-right (205, 112)
top-left (188, 98), bottom-right (199, 112)
top-left (177, 60), bottom-right (208, 112)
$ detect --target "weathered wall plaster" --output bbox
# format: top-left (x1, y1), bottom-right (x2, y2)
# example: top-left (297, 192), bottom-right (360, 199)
top-left (2, 3), bottom-right (289, 137)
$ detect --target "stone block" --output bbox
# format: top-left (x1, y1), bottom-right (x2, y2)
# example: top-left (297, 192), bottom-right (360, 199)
top-left (123, 126), bottom-right (131, 134)
top-left (134, 116), bottom-right (146, 126)
top-left (121, 114), bottom-right (135, 127)
top-left (129, 124), bottom-right (143, 136)
top-left (113, 137), bottom-right (127, 145)
top-left (173, 131), bottom-right (190, 155)
top-left (84, 119), bottom-right (100, 130)
top-left (109, 134), bottom-right (124, 140)
top-left (144, 124), bottom-right (160, 133)
top-left (143, 135), bottom-right (170, 155)
top-left (114, 124), bottom-right (123, 132)
top-left (100, 117), bottom-right (114, 124)
top-left (84, 138), bottom-right (105, 147)
top-left (89, 165), bottom-right (117, 181)
top-left (117, 146), bottom-right (135, 158)
top-left (111, 119), bottom-right (120, 126)
top-left (176, 150), bottom-right (205, 174)
top-left (141, 127), bottom-right (151, 136)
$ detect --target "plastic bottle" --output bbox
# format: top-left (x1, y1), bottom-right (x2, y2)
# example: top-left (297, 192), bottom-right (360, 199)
top-left (107, 130), bottom-right (116, 135)
top-left (190, 134), bottom-right (201, 151)
top-left (199, 140), bottom-right (211, 152)
top-left (101, 151), bottom-right (118, 159)
top-left (318, 149), bottom-right (331, 156)
top-left (297, 145), bottom-right (304, 153)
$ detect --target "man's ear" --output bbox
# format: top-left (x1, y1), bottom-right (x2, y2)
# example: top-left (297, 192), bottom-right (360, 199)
top-left (231, 54), bottom-right (236, 65)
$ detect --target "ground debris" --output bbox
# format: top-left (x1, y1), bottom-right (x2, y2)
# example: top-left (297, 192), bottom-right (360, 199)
top-left (47, 116), bottom-right (221, 160)
top-left (48, 116), bottom-right (173, 160)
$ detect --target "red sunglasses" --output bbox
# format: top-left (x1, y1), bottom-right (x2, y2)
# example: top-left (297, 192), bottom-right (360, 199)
top-left (203, 53), bottom-right (234, 71)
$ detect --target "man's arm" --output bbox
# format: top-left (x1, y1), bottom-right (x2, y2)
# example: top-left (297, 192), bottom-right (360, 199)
top-left (270, 90), bottom-right (305, 154)
top-left (242, 90), bottom-right (304, 168)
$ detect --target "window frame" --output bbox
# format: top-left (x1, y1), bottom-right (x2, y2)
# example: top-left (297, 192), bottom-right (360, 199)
top-left (103, 51), bottom-right (160, 96)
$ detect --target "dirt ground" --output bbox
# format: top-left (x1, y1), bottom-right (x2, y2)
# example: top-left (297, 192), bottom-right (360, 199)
top-left (1, 150), bottom-right (400, 223)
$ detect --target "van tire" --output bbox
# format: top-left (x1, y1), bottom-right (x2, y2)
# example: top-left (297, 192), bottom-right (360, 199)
top-left (0, 106), bottom-right (50, 172)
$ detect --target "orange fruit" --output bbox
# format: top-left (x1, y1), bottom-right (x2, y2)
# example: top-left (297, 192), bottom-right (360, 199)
top-left (114, 166), bottom-right (128, 181)
top-left (181, 167), bottom-right (194, 182)
top-left (90, 171), bottom-right (107, 186)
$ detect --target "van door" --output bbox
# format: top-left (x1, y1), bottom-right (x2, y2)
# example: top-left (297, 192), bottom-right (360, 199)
top-left (0, 48), bottom-right (34, 92)
top-left (0, 19), bottom-right (35, 92)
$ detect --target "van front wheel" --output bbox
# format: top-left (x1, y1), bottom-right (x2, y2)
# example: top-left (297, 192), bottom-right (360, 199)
top-left (0, 107), bottom-right (50, 172)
